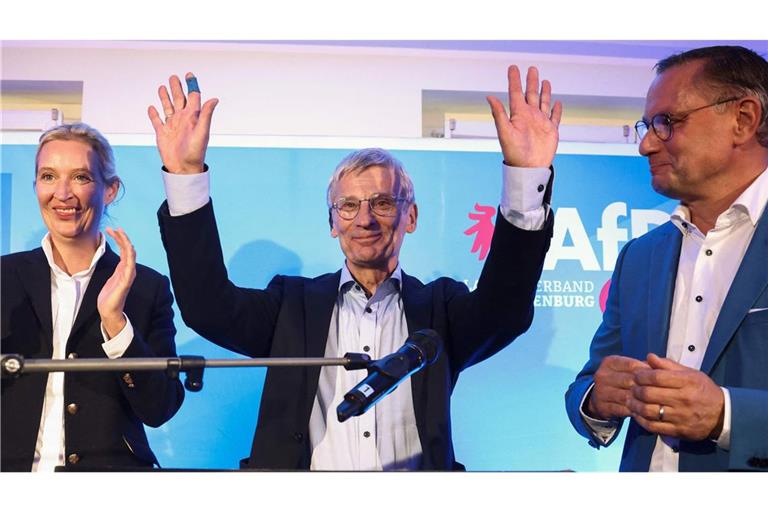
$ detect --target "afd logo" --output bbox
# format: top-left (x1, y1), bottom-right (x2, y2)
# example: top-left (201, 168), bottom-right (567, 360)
top-left (465, 201), bottom-right (670, 271)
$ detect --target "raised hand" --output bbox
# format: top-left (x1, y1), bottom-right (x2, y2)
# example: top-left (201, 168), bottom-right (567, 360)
top-left (148, 72), bottom-right (218, 174)
top-left (627, 353), bottom-right (725, 441)
top-left (98, 227), bottom-right (137, 339)
top-left (487, 65), bottom-right (563, 168)
top-left (588, 355), bottom-right (650, 421)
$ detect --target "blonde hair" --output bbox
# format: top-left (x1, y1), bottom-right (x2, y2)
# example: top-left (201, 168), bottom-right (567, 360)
top-left (36, 122), bottom-right (121, 190)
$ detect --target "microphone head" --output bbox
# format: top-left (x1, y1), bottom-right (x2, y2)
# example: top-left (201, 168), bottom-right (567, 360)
top-left (407, 329), bottom-right (442, 366)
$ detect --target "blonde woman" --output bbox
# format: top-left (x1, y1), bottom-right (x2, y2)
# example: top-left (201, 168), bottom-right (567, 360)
top-left (1, 123), bottom-right (184, 471)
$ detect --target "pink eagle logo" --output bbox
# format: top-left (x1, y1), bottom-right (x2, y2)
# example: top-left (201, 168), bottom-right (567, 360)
top-left (463, 203), bottom-right (496, 261)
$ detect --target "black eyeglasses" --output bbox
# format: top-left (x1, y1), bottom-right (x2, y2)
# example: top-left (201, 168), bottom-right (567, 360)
top-left (635, 96), bottom-right (741, 142)
top-left (331, 193), bottom-right (407, 220)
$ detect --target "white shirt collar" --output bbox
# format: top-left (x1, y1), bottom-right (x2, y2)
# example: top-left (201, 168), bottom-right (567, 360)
top-left (338, 262), bottom-right (402, 294)
top-left (40, 232), bottom-right (107, 278)
top-left (671, 166), bottom-right (768, 234)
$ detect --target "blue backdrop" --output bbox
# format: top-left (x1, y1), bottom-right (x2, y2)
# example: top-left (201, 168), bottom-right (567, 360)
top-left (1, 141), bottom-right (675, 470)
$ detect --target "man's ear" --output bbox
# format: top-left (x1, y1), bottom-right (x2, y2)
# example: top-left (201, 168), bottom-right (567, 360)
top-left (405, 203), bottom-right (418, 233)
top-left (733, 97), bottom-right (762, 144)
top-left (329, 209), bottom-right (339, 238)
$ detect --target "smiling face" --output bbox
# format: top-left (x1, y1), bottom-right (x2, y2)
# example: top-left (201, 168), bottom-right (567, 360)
top-left (330, 165), bottom-right (417, 275)
top-left (35, 139), bottom-right (118, 249)
top-left (639, 60), bottom-right (739, 203)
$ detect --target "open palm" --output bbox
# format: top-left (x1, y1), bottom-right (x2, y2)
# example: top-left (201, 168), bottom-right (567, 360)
top-left (148, 73), bottom-right (219, 174)
top-left (487, 65), bottom-right (562, 168)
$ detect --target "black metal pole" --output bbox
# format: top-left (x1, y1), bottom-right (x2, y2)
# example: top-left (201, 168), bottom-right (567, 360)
top-left (0, 352), bottom-right (371, 392)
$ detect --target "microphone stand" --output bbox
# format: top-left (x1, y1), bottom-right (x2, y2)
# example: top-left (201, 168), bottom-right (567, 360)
top-left (0, 352), bottom-right (372, 392)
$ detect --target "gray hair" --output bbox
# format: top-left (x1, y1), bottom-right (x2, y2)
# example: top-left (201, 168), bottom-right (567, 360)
top-left (655, 45), bottom-right (768, 147)
top-left (326, 148), bottom-right (415, 207)
top-left (36, 122), bottom-right (121, 189)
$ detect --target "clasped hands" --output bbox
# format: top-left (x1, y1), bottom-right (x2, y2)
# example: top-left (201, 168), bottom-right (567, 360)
top-left (588, 354), bottom-right (725, 442)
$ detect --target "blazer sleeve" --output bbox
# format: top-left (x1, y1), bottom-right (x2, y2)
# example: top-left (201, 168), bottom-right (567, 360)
top-left (564, 238), bottom-right (637, 448)
top-left (727, 388), bottom-right (768, 469)
top-left (118, 270), bottom-right (185, 428)
top-left (157, 199), bottom-right (283, 357)
top-left (445, 208), bottom-right (553, 372)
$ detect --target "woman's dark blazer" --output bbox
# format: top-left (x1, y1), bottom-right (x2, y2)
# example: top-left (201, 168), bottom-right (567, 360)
top-left (1, 244), bottom-right (184, 471)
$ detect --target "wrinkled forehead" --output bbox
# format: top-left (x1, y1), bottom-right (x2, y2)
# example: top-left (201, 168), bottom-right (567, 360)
top-left (334, 165), bottom-right (399, 198)
top-left (644, 61), bottom-right (709, 118)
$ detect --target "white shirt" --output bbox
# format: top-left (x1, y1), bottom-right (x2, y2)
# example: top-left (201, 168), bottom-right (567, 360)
top-left (309, 265), bottom-right (417, 470)
top-left (32, 233), bottom-right (134, 472)
top-left (582, 167), bottom-right (768, 471)
top-left (162, 162), bottom-right (551, 469)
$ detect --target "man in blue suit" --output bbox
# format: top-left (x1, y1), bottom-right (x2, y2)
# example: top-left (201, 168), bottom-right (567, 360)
top-left (566, 45), bottom-right (768, 471)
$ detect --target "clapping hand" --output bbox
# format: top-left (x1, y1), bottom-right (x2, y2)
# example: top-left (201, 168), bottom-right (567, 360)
top-left (98, 227), bottom-right (137, 339)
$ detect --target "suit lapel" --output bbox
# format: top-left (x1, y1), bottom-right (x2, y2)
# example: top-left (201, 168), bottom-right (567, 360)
top-left (701, 206), bottom-right (768, 374)
top-left (401, 271), bottom-right (431, 427)
top-left (304, 271), bottom-right (340, 357)
top-left (646, 224), bottom-right (682, 357)
top-left (401, 271), bottom-right (431, 336)
top-left (19, 249), bottom-right (54, 349)
top-left (303, 271), bottom-right (341, 406)
top-left (67, 244), bottom-right (118, 352)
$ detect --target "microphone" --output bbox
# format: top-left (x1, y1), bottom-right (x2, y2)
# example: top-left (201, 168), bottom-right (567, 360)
top-left (336, 329), bottom-right (442, 423)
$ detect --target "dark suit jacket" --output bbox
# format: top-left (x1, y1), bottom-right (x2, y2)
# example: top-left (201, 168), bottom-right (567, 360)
top-left (158, 200), bottom-right (552, 470)
top-left (565, 203), bottom-right (768, 471)
top-left (1, 245), bottom-right (185, 472)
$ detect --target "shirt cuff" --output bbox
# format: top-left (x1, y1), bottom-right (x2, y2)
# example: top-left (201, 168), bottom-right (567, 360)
top-left (100, 314), bottom-right (134, 359)
top-left (714, 386), bottom-right (731, 450)
top-left (162, 166), bottom-right (211, 216)
top-left (579, 382), bottom-right (618, 446)
top-left (499, 163), bottom-right (551, 231)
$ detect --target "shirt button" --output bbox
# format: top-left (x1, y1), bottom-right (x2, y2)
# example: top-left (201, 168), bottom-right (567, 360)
top-left (705, 249), bottom-right (713, 256)
top-left (672, 446), bottom-right (679, 454)
top-left (363, 345), bottom-right (370, 352)
top-left (67, 453), bottom-right (80, 464)
top-left (695, 295), bottom-right (703, 303)
top-left (365, 307), bottom-right (372, 313)
top-left (682, 222), bottom-right (688, 229)
top-left (294, 432), bottom-right (304, 442)
top-left (363, 431), bottom-right (371, 438)
top-left (688, 345), bottom-right (696, 352)
top-left (537, 184), bottom-right (545, 192)
top-left (354, 285), bottom-right (361, 292)
top-left (66, 403), bottom-right (79, 415)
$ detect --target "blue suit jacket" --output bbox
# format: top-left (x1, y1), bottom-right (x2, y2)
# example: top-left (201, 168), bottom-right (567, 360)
top-left (565, 205), bottom-right (768, 471)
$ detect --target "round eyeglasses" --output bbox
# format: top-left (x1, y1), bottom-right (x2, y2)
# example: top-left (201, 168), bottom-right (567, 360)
top-left (331, 193), bottom-right (407, 220)
top-left (635, 97), bottom-right (741, 142)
